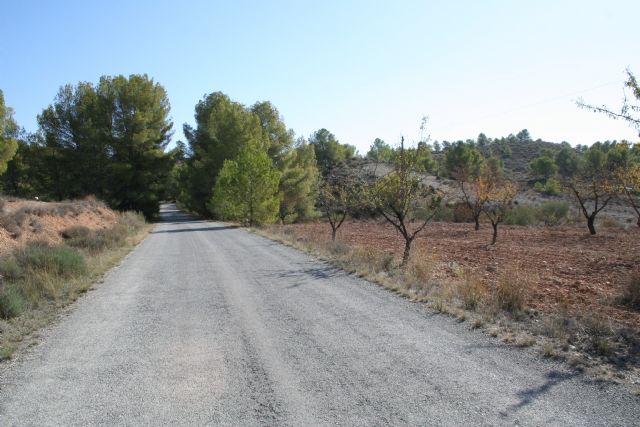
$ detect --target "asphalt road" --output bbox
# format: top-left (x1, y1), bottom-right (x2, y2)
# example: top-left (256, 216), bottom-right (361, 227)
top-left (0, 204), bottom-right (637, 426)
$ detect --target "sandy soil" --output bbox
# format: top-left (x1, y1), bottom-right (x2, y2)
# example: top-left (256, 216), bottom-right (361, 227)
top-left (0, 200), bottom-right (118, 256)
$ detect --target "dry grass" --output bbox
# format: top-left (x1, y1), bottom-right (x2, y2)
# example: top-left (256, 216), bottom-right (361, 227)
top-left (619, 273), bottom-right (640, 310)
top-left (254, 223), bottom-right (640, 393)
top-left (0, 210), bottom-right (149, 360)
top-left (492, 269), bottom-right (530, 315)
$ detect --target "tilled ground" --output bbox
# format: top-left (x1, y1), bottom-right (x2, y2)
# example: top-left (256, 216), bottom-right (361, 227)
top-left (272, 220), bottom-right (640, 330)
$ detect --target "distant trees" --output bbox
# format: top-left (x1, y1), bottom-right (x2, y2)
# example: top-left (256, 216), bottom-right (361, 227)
top-left (366, 138), bottom-right (394, 162)
top-left (444, 142), bottom-right (485, 230)
top-left (277, 141), bottom-right (318, 223)
top-left (209, 145), bottom-right (280, 226)
top-left (529, 151), bottom-right (558, 181)
top-left (178, 92), bottom-right (320, 225)
top-left (516, 129), bottom-right (531, 142)
top-left (0, 90), bottom-right (19, 175)
top-left (36, 75), bottom-right (173, 218)
top-left (371, 138), bottom-right (442, 265)
top-left (480, 178), bottom-right (517, 245)
top-left (180, 92), bottom-right (265, 215)
top-left (530, 149), bottom-right (561, 195)
top-left (309, 128), bottom-right (356, 175)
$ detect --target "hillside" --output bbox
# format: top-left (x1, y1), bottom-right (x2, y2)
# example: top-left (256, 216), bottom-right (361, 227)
top-left (0, 198), bottom-right (118, 255)
top-left (343, 139), bottom-right (638, 225)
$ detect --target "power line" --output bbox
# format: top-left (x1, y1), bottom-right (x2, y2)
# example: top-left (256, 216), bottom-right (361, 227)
top-left (439, 80), bottom-right (620, 131)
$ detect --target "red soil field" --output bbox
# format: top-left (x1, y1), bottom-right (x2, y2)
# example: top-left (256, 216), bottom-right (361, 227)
top-left (273, 220), bottom-right (640, 330)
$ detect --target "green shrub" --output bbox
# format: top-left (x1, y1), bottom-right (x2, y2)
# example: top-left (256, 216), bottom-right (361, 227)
top-left (66, 222), bottom-right (134, 253)
top-left (533, 178), bottom-right (562, 196)
top-left (505, 205), bottom-right (538, 226)
top-left (60, 226), bottom-right (91, 240)
top-left (536, 201), bottom-right (569, 226)
top-left (0, 257), bottom-right (23, 280)
top-left (66, 233), bottom-right (110, 253)
top-left (0, 285), bottom-right (25, 319)
top-left (433, 204), bottom-right (454, 222)
top-left (620, 273), bottom-right (640, 310)
top-left (15, 242), bottom-right (87, 278)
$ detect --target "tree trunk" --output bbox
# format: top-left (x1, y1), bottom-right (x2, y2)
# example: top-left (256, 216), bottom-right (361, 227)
top-left (331, 227), bottom-right (337, 241)
top-left (474, 214), bottom-right (480, 231)
top-left (587, 215), bottom-right (597, 235)
top-left (636, 214), bottom-right (640, 228)
top-left (491, 222), bottom-right (498, 245)
top-left (401, 239), bottom-right (411, 266)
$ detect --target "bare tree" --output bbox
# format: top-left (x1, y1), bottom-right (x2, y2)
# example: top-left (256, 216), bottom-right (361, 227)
top-left (317, 172), bottom-right (364, 241)
top-left (617, 164), bottom-right (640, 227)
top-left (577, 69), bottom-right (640, 137)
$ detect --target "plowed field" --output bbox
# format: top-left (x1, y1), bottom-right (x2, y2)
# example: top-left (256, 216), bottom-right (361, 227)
top-left (272, 221), bottom-right (640, 330)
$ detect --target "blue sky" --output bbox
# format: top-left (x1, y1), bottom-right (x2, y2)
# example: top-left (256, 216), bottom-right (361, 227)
top-left (1, 0), bottom-right (639, 153)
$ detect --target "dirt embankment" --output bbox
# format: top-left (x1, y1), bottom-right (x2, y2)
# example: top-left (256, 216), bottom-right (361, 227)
top-left (0, 198), bottom-right (118, 256)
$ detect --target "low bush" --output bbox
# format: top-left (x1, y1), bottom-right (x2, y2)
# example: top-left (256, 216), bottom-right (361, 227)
top-left (433, 204), bottom-right (455, 222)
top-left (0, 257), bottom-right (23, 280)
top-left (536, 201), bottom-right (569, 226)
top-left (60, 225), bottom-right (91, 240)
top-left (598, 215), bottom-right (623, 228)
top-left (402, 252), bottom-right (434, 289)
top-left (493, 270), bottom-right (528, 314)
top-left (533, 178), bottom-right (562, 196)
top-left (452, 202), bottom-right (475, 223)
top-left (620, 273), bottom-right (640, 310)
top-left (326, 240), bottom-right (351, 257)
top-left (505, 205), bottom-right (538, 226)
top-left (15, 241), bottom-right (87, 278)
top-left (458, 275), bottom-right (486, 310)
top-left (0, 285), bottom-right (25, 319)
top-left (117, 211), bottom-right (146, 231)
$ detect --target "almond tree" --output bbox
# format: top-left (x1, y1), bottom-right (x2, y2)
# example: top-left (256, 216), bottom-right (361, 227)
top-left (444, 141), bottom-right (484, 230)
top-left (372, 138), bottom-right (443, 266)
top-left (317, 173), bottom-right (361, 241)
top-left (479, 177), bottom-right (517, 245)
top-left (560, 146), bottom-right (619, 235)
top-left (616, 163), bottom-right (640, 227)
top-left (577, 69), bottom-right (640, 137)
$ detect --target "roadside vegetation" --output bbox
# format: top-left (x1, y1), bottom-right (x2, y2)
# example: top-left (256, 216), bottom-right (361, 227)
top-left (0, 206), bottom-right (148, 360)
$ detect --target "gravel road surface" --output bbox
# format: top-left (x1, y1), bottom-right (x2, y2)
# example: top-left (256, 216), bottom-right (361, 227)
top-left (0, 204), bottom-right (637, 426)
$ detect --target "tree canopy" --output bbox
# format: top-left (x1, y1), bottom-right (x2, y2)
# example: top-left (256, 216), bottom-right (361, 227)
top-left (35, 75), bottom-right (173, 218)
top-left (0, 90), bottom-right (19, 176)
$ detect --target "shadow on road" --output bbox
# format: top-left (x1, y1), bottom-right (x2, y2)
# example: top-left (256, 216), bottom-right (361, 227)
top-left (153, 225), bottom-right (238, 234)
top-left (154, 203), bottom-right (239, 233)
top-left (265, 265), bottom-right (344, 288)
top-left (508, 370), bottom-right (577, 412)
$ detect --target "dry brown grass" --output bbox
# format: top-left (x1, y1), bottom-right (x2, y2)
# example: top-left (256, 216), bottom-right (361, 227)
top-left (492, 269), bottom-right (530, 315)
top-left (254, 222), bottom-right (640, 393)
top-left (0, 209), bottom-right (149, 361)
